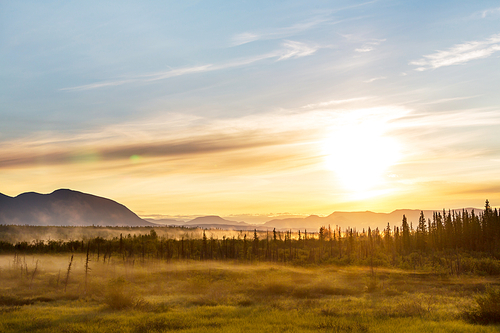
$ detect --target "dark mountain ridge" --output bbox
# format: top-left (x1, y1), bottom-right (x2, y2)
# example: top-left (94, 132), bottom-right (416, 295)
top-left (1, 189), bottom-right (482, 230)
top-left (0, 189), bottom-right (154, 227)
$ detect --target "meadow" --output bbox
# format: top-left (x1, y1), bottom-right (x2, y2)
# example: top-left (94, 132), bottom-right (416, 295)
top-left (1, 251), bottom-right (499, 333)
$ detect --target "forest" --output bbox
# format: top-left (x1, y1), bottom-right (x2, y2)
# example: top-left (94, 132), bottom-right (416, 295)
top-left (1, 201), bottom-right (499, 275)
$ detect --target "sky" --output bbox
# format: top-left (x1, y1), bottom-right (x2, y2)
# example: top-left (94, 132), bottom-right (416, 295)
top-left (1, 0), bottom-right (500, 220)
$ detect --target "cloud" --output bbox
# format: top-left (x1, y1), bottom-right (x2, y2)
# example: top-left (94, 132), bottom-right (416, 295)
top-left (0, 135), bottom-right (282, 169)
top-left (448, 184), bottom-right (500, 195)
top-left (355, 46), bottom-right (374, 53)
top-left (480, 7), bottom-right (500, 18)
top-left (60, 42), bottom-right (318, 91)
top-left (4, 100), bottom-right (500, 210)
top-left (232, 32), bottom-right (260, 46)
top-left (231, 16), bottom-right (328, 46)
top-left (393, 108), bottom-right (500, 129)
top-left (59, 80), bottom-right (135, 92)
top-left (0, 104), bottom-right (413, 173)
top-left (0, 108), bottom-right (335, 170)
top-left (410, 33), bottom-right (500, 71)
top-left (61, 65), bottom-right (217, 92)
top-left (418, 95), bottom-right (482, 105)
top-left (301, 97), bottom-right (371, 109)
top-left (0, 130), bottom-right (310, 174)
top-left (355, 38), bottom-right (386, 53)
top-left (231, 1), bottom-right (377, 46)
top-left (364, 76), bottom-right (386, 83)
top-left (277, 40), bottom-right (318, 60)
top-left (6, 100), bottom-right (498, 180)
top-left (141, 65), bottom-right (214, 82)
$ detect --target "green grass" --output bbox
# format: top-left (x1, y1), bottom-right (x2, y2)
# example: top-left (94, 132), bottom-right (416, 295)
top-left (0, 254), bottom-right (499, 332)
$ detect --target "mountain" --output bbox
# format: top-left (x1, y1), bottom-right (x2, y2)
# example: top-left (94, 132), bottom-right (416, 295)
top-left (0, 189), bottom-right (154, 227)
top-left (186, 216), bottom-right (239, 225)
top-left (145, 210), bottom-right (460, 232)
top-left (264, 215), bottom-right (326, 231)
top-left (146, 214), bottom-right (315, 231)
top-left (263, 209), bottom-right (473, 231)
top-left (1, 189), bottom-right (480, 230)
top-left (184, 216), bottom-right (261, 230)
top-left (147, 215), bottom-right (263, 230)
top-left (144, 218), bottom-right (184, 225)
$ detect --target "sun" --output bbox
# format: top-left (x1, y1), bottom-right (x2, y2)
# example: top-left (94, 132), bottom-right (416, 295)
top-left (323, 122), bottom-right (400, 193)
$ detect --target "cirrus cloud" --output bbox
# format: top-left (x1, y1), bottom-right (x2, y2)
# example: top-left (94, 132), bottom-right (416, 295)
top-left (410, 33), bottom-right (500, 71)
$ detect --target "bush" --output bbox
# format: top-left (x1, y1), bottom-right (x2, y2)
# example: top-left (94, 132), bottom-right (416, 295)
top-left (475, 258), bottom-right (500, 275)
top-left (464, 287), bottom-right (500, 324)
top-left (104, 277), bottom-right (138, 310)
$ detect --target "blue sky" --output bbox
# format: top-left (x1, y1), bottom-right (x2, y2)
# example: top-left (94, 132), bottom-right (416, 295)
top-left (1, 1), bottom-right (500, 218)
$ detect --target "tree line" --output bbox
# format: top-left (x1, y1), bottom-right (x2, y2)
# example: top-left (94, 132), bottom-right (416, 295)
top-left (0, 201), bottom-right (499, 274)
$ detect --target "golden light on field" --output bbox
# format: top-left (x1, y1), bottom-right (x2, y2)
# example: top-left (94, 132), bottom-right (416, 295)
top-left (323, 114), bottom-right (401, 194)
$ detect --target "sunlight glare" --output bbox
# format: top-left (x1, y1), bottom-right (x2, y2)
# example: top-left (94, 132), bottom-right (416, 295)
top-left (323, 117), bottom-right (400, 193)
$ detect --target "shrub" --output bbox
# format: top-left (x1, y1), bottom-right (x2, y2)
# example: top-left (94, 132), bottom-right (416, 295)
top-left (464, 287), bottom-right (500, 324)
top-left (393, 300), bottom-right (427, 317)
top-left (104, 277), bottom-right (138, 310)
top-left (475, 258), bottom-right (500, 276)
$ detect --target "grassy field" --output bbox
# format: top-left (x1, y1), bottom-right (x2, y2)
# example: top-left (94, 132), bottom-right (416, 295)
top-left (0, 254), bottom-right (499, 332)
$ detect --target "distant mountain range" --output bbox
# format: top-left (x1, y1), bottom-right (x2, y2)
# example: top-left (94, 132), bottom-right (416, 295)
top-left (0, 189), bottom-right (480, 230)
top-left (263, 210), bottom-right (438, 231)
top-left (145, 215), bottom-right (259, 230)
top-left (149, 209), bottom-right (482, 231)
top-left (0, 189), bottom-right (154, 227)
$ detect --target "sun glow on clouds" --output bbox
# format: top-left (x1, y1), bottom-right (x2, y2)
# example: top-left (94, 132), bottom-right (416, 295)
top-left (4, 102), bottom-right (499, 214)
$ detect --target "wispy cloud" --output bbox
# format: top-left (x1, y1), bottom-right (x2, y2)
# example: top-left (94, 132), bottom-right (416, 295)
top-left (410, 33), bottom-right (500, 71)
top-left (480, 7), bottom-right (500, 18)
top-left (140, 65), bottom-right (214, 82)
top-left (355, 38), bottom-right (386, 53)
top-left (277, 40), bottom-right (318, 60)
top-left (0, 108), bottom-right (332, 170)
top-left (61, 65), bottom-right (217, 92)
top-left (393, 108), bottom-right (500, 128)
top-left (448, 184), bottom-right (500, 196)
top-left (364, 76), bottom-right (386, 83)
top-left (0, 104), bottom-right (411, 172)
top-left (418, 95), bottom-right (482, 105)
top-left (231, 1), bottom-right (377, 46)
top-left (4, 101), bottom-right (500, 204)
top-left (59, 80), bottom-right (135, 92)
top-left (61, 42), bottom-right (319, 92)
top-left (301, 97), bottom-right (371, 109)
top-left (6, 98), bottom-right (497, 171)
top-left (231, 16), bottom-right (328, 46)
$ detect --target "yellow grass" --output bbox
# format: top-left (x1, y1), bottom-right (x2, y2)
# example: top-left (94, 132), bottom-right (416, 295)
top-left (0, 254), bottom-right (499, 332)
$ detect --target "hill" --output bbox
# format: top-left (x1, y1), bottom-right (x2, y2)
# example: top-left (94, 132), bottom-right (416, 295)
top-left (147, 215), bottom-right (261, 230)
top-left (263, 209), bottom-right (479, 231)
top-left (0, 189), bottom-right (154, 227)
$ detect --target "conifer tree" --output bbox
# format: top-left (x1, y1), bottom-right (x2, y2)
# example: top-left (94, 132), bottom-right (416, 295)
top-left (252, 229), bottom-right (259, 258)
top-left (202, 230), bottom-right (207, 260)
top-left (416, 211), bottom-right (427, 252)
top-left (402, 215), bottom-right (410, 254)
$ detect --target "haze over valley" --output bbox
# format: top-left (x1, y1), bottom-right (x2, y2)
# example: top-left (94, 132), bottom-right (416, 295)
top-left (0, 189), bottom-right (483, 233)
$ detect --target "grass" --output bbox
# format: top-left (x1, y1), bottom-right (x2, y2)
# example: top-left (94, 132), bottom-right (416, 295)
top-left (0, 254), bottom-right (499, 332)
